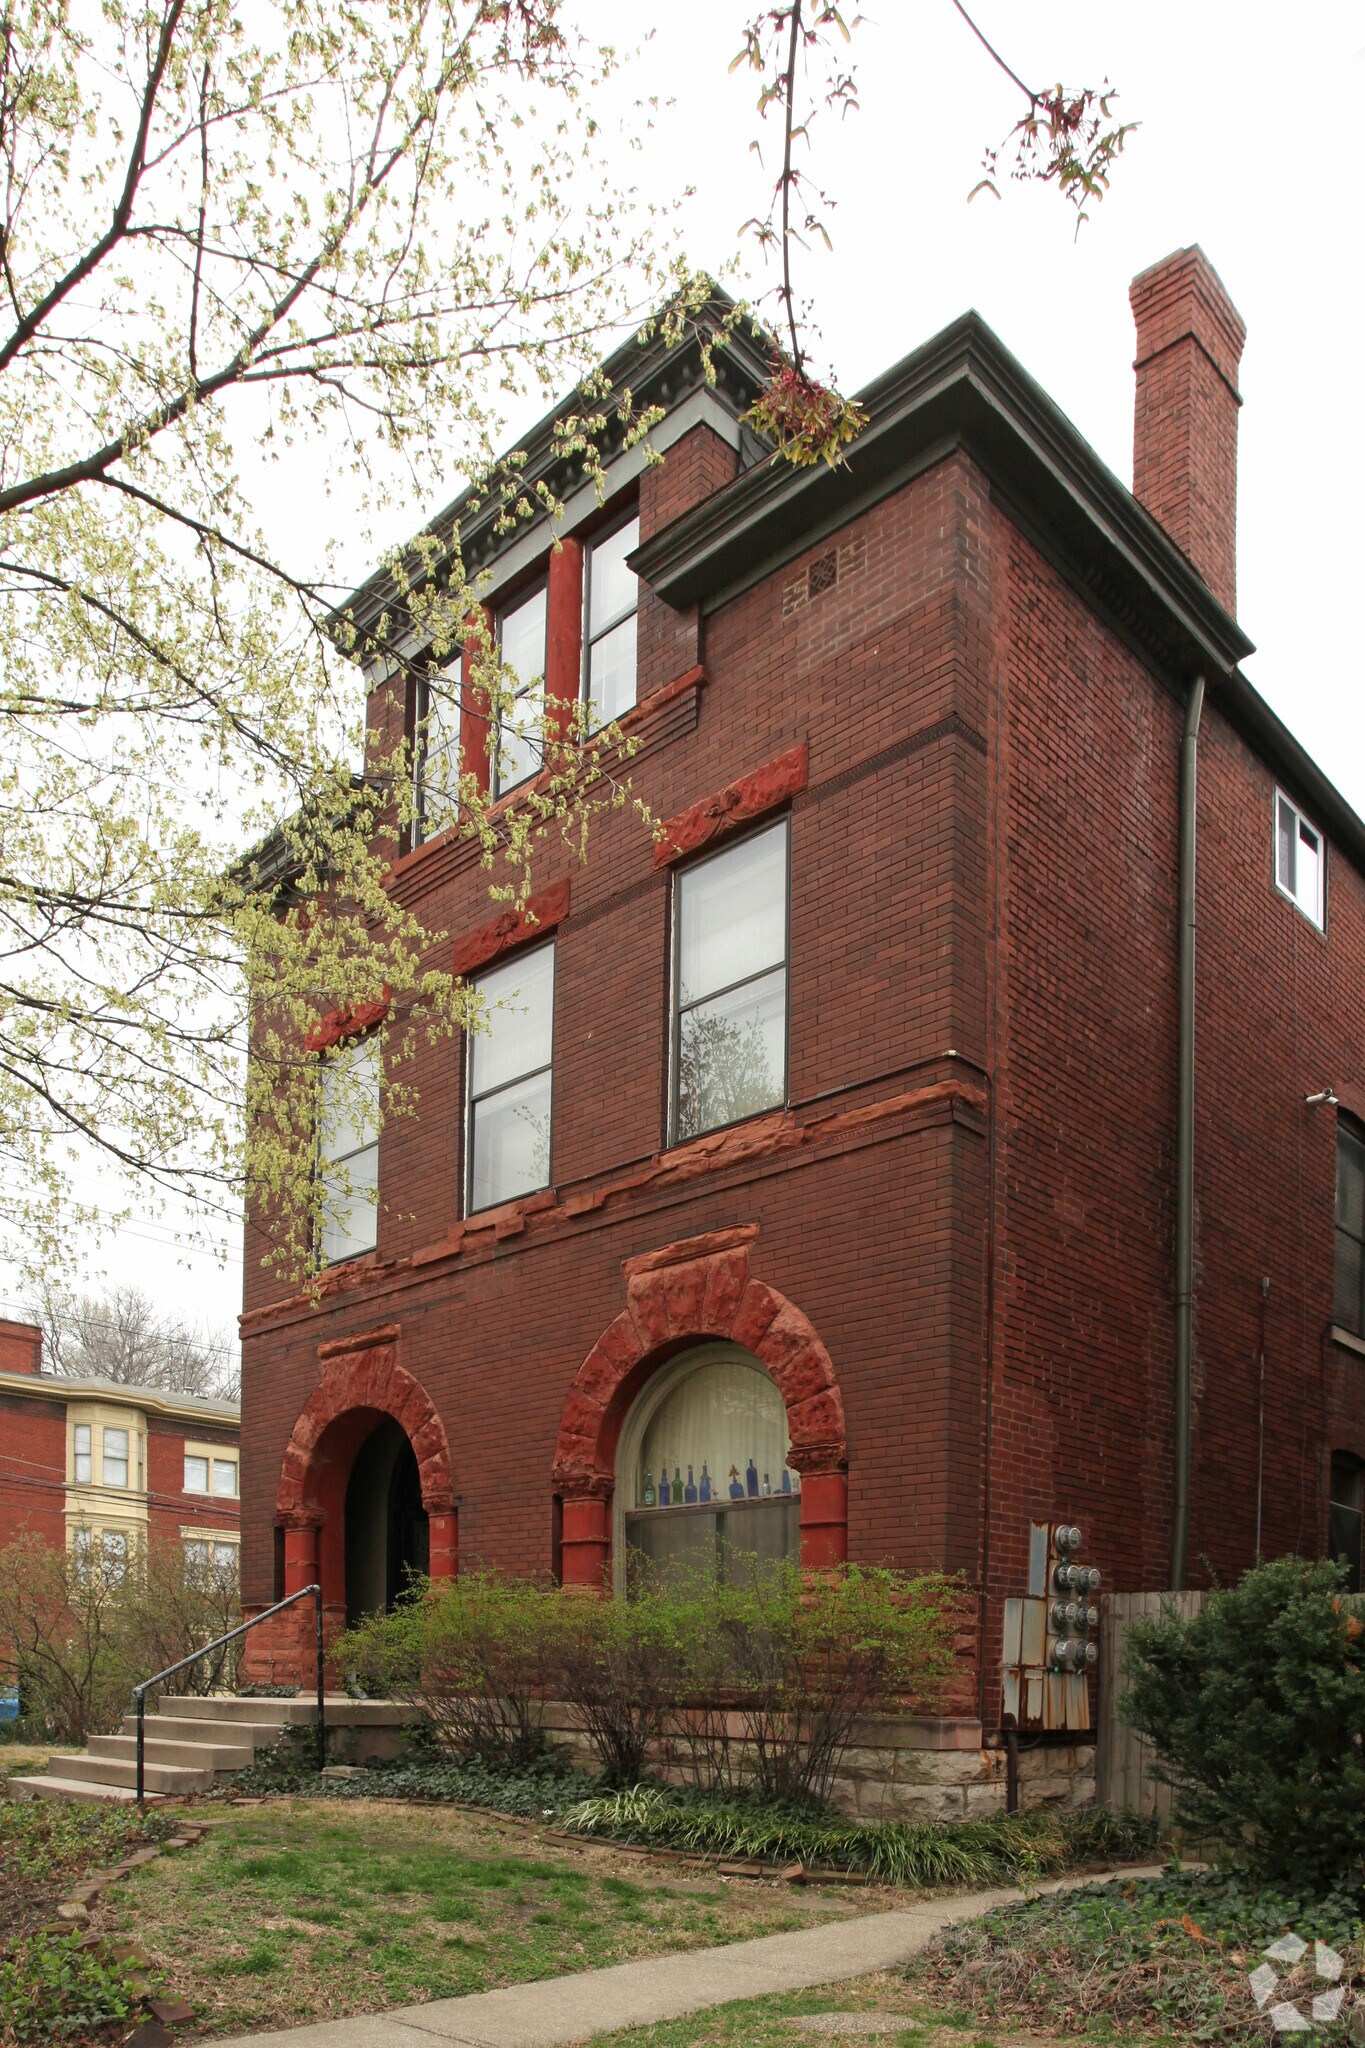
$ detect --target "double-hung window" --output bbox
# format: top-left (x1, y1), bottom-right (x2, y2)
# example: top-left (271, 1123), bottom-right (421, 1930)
top-left (184, 1454), bottom-right (209, 1493)
top-left (1330, 1454), bottom-right (1363, 1595)
top-left (583, 515), bottom-right (639, 729)
top-left (413, 664), bottom-right (462, 846)
top-left (102, 1428), bottom-right (129, 1488)
top-left (73, 1423), bottom-right (92, 1484)
top-left (317, 1035), bottom-right (381, 1264)
top-left (671, 820), bottom-right (789, 1143)
top-left (214, 1457), bottom-right (239, 1498)
top-left (466, 944), bottom-right (554, 1212)
top-left (1275, 790), bottom-right (1325, 928)
top-left (1335, 1117), bottom-right (1365, 1337)
top-left (493, 586), bottom-right (547, 797)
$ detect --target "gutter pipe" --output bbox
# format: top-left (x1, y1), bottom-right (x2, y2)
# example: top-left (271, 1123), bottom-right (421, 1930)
top-left (1172, 673), bottom-right (1205, 1591)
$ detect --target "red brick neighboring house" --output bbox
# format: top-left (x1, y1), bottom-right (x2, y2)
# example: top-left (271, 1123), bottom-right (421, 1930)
top-left (238, 249), bottom-right (1365, 1737)
top-left (0, 1321), bottom-right (241, 1581)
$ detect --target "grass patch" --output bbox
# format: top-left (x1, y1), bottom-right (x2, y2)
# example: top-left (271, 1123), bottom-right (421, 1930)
top-left (914, 1868), bottom-right (1365, 2043)
top-left (94, 1797), bottom-right (878, 2038)
top-left (563, 1788), bottom-right (1159, 1888)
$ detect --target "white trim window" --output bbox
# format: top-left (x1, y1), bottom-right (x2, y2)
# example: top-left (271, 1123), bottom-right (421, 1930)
top-left (1275, 790), bottom-right (1325, 928)
top-left (73, 1423), bottom-right (92, 1485)
top-left (493, 585), bottom-right (547, 797)
top-left (583, 515), bottom-right (639, 730)
top-left (213, 1457), bottom-right (239, 1498)
top-left (467, 944), bottom-right (554, 1212)
top-left (102, 1427), bottom-right (129, 1489)
top-left (413, 665), bottom-right (462, 846)
top-left (671, 821), bottom-right (790, 1143)
top-left (317, 1035), bottom-right (381, 1264)
top-left (185, 1536), bottom-right (240, 1581)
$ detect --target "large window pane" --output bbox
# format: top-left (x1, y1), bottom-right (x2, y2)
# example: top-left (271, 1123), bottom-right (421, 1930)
top-left (317, 1036), bottom-right (380, 1261)
top-left (495, 587), bottom-right (546, 795)
top-left (678, 825), bottom-right (786, 1007)
top-left (213, 1459), bottom-right (239, 1498)
top-left (102, 1428), bottom-right (129, 1488)
top-left (1335, 1229), bottom-right (1363, 1335)
top-left (468, 943), bottom-right (554, 1212)
top-left (470, 1070), bottom-right (552, 1210)
top-left (415, 668), bottom-right (461, 844)
top-left (589, 518), bottom-right (639, 636)
top-left (470, 948), bottom-right (555, 1097)
top-left (587, 614), bottom-right (637, 728)
top-left (676, 968), bottom-right (785, 1142)
top-left (1337, 1127), bottom-right (1364, 1236)
top-left (74, 1424), bottom-right (92, 1484)
top-left (184, 1455), bottom-right (209, 1493)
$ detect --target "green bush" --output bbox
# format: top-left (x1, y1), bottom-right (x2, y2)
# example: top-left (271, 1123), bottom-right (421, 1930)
top-left (1121, 1555), bottom-right (1365, 1896)
top-left (0, 1933), bottom-right (155, 2043)
top-left (336, 1562), bottom-right (960, 1798)
top-left (564, 1785), bottom-right (1158, 1886)
top-left (338, 1571), bottom-right (569, 1766)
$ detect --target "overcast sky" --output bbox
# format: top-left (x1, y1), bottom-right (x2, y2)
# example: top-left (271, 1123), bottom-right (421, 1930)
top-left (9, 0), bottom-right (1362, 1360)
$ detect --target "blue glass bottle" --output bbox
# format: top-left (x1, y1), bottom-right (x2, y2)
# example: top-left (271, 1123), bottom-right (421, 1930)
top-left (780, 1468), bottom-right (792, 1495)
top-left (659, 1468), bottom-right (671, 1507)
top-left (699, 1463), bottom-right (712, 1503)
top-left (728, 1465), bottom-right (744, 1501)
top-left (746, 1457), bottom-right (759, 1499)
top-left (684, 1465), bottom-right (698, 1505)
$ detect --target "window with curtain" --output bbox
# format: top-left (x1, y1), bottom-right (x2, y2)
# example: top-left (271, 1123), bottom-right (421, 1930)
top-left (413, 665), bottom-right (462, 846)
top-left (102, 1427), bottom-right (129, 1488)
top-left (672, 820), bottom-right (789, 1143)
top-left (583, 514), bottom-right (639, 729)
top-left (1330, 1453), bottom-right (1363, 1595)
top-left (493, 585), bottom-right (547, 797)
top-left (623, 1350), bottom-right (800, 1590)
top-left (467, 943), bottom-right (554, 1212)
top-left (317, 1035), bottom-right (381, 1263)
top-left (1335, 1117), bottom-right (1365, 1337)
top-left (73, 1423), bottom-right (92, 1484)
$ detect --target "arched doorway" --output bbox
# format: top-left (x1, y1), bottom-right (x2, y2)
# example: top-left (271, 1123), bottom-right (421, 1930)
top-left (344, 1417), bottom-right (431, 1622)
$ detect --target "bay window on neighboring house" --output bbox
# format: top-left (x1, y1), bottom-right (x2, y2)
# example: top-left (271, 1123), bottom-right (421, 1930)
top-left (184, 1445), bottom-right (238, 1498)
top-left (671, 820), bottom-right (790, 1143)
top-left (316, 1035), bottom-right (381, 1264)
top-left (1334, 1116), bottom-right (1365, 1338)
top-left (73, 1423), bottom-right (92, 1484)
top-left (413, 663), bottom-right (462, 847)
top-left (73, 1526), bottom-right (130, 1583)
top-left (185, 1535), bottom-right (240, 1583)
top-left (493, 585), bottom-right (547, 797)
top-left (102, 1426), bottom-right (129, 1488)
top-left (466, 943), bottom-right (554, 1213)
top-left (583, 514), bottom-right (640, 729)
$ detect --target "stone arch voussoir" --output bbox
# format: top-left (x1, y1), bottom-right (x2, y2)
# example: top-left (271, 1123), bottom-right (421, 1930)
top-left (276, 1335), bottom-right (456, 1519)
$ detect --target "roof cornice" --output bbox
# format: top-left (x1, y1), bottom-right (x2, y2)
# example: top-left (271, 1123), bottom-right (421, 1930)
top-left (0, 1369), bottom-right (239, 1428)
top-left (632, 310), bottom-right (1365, 877)
top-left (331, 293), bottom-right (773, 645)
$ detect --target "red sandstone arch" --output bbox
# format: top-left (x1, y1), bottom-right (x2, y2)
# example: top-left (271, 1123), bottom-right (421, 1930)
top-left (275, 1327), bottom-right (458, 1612)
top-left (550, 1228), bottom-right (847, 1585)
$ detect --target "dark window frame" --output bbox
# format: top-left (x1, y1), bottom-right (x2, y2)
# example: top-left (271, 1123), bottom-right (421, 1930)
top-left (464, 938), bottom-right (556, 1216)
top-left (1335, 1114), bottom-right (1365, 1338)
top-left (1329, 1451), bottom-right (1363, 1595)
top-left (667, 816), bottom-right (792, 1148)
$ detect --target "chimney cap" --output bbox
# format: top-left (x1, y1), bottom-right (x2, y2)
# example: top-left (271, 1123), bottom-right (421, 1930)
top-left (1130, 244), bottom-right (1246, 393)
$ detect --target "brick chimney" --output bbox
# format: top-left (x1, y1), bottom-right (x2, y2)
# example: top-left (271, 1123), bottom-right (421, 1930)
top-left (0, 1318), bottom-right (43, 1375)
top-left (1129, 246), bottom-right (1246, 615)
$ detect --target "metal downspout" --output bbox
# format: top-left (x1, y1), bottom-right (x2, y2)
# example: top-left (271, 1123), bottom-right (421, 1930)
top-left (1172, 673), bottom-right (1205, 1591)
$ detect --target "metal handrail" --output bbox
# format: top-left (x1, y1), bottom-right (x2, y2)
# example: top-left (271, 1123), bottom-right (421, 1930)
top-left (133, 1583), bottom-right (324, 1808)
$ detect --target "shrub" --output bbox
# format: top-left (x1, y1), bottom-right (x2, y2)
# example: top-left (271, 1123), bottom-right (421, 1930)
top-left (337, 1572), bottom-right (568, 1766)
top-left (717, 1561), bottom-right (959, 1804)
top-left (0, 1932), bottom-right (154, 2043)
top-left (555, 1580), bottom-right (711, 1787)
top-left (0, 1532), bottom-right (241, 1744)
top-left (1121, 1555), bottom-right (1365, 1896)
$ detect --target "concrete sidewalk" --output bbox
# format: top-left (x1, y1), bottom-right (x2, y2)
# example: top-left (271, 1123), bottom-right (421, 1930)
top-left (206, 1864), bottom-right (1163, 2048)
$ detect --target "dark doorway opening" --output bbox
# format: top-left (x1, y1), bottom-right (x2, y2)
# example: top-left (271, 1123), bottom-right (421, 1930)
top-left (344, 1416), bottom-right (429, 1624)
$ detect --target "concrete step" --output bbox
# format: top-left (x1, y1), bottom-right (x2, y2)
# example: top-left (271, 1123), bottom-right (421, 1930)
top-left (10, 1774), bottom-right (162, 1805)
top-left (48, 1751), bottom-right (210, 1794)
top-left (92, 1732), bottom-right (254, 1771)
top-left (119, 1712), bottom-right (281, 1750)
top-left (151, 1696), bottom-right (319, 1726)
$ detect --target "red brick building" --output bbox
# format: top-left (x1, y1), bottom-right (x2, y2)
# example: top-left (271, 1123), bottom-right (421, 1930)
top-left (239, 248), bottom-right (1365, 1734)
top-left (0, 1321), bottom-right (241, 1579)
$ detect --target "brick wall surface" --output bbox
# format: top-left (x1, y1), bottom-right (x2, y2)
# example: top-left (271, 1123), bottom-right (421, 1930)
top-left (0, 1387), bottom-right (69, 1547)
top-left (239, 370), bottom-right (1363, 1723)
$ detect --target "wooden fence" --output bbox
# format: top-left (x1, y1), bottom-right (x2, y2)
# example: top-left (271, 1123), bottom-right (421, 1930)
top-left (1094, 1588), bottom-right (1205, 1818)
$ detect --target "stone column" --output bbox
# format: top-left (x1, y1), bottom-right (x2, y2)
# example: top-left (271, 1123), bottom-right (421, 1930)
top-left (793, 1458), bottom-right (848, 1569)
top-left (559, 1489), bottom-right (611, 1590)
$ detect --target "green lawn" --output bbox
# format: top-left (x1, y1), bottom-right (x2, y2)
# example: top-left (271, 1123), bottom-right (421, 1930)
top-left (94, 1797), bottom-right (886, 2039)
top-left (582, 1973), bottom-right (1090, 2047)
